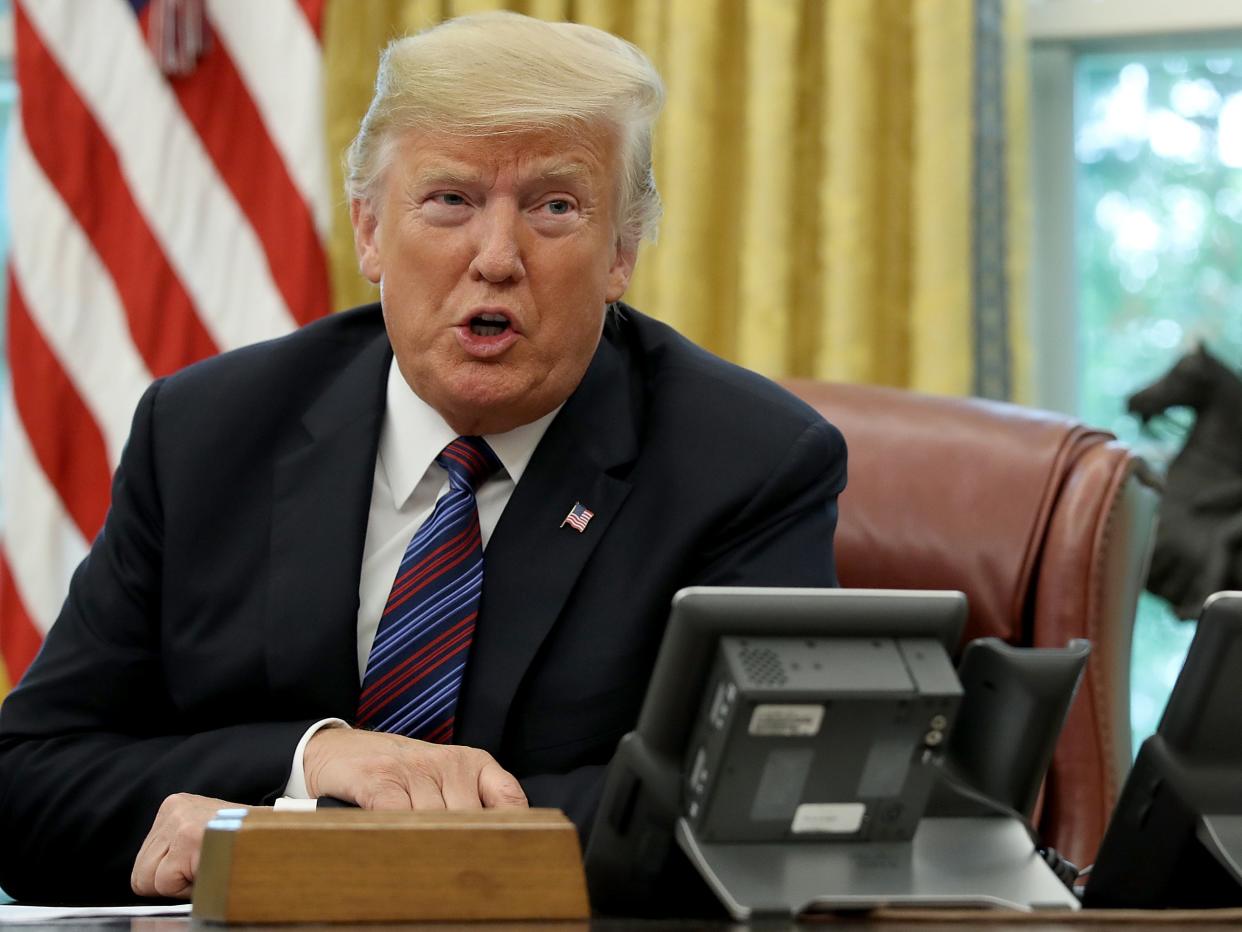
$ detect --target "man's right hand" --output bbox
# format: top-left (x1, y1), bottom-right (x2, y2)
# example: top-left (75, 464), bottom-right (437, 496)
top-left (303, 728), bottom-right (529, 811)
top-left (132, 793), bottom-right (242, 898)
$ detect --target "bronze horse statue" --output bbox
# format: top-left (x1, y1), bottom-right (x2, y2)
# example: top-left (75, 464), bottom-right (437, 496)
top-left (1127, 344), bottom-right (1242, 619)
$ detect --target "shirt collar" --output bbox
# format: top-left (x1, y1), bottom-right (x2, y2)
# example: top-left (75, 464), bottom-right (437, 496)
top-left (379, 357), bottom-right (560, 509)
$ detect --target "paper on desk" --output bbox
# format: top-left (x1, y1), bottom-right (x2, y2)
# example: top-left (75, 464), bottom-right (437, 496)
top-left (0, 903), bottom-right (191, 923)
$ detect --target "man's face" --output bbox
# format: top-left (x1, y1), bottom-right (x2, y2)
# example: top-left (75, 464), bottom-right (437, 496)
top-left (351, 127), bottom-right (637, 436)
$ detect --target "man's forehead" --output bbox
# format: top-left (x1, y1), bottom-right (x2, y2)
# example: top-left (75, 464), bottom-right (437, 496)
top-left (411, 155), bottom-right (592, 185)
top-left (396, 129), bottom-right (615, 187)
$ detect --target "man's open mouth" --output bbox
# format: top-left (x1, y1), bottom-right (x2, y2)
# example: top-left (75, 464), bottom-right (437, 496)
top-left (469, 313), bottom-right (511, 337)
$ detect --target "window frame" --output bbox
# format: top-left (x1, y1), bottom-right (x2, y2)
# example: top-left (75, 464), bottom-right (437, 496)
top-left (1027, 7), bottom-right (1242, 752)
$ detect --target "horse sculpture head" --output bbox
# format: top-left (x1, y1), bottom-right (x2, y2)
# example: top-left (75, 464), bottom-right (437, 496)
top-left (1125, 342), bottom-right (1242, 620)
top-left (1126, 343), bottom-right (1233, 424)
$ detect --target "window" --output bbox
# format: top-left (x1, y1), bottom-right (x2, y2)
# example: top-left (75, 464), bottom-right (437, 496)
top-left (1077, 48), bottom-right (1242, 750)
top-left (1030, 2), bottom-right (1242, 752)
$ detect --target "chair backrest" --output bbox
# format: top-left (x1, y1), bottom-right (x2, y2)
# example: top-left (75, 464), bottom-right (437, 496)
top-left (783, 378), bottom-right (1162, 867)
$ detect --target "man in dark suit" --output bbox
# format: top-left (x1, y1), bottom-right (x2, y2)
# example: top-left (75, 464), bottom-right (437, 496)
top-left (0, 11), bottom-right (845, 904)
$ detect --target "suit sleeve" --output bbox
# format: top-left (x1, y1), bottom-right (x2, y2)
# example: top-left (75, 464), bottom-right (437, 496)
top-left (0, 381), bottom-right (316, 904)
top-left (693, 417), bottom-right (846, 588)
top-left (520, 416), bottom-right (847, 840)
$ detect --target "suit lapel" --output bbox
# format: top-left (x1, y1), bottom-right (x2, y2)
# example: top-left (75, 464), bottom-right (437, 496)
top-left (457, 320), bottom-right (640, 753)
top-left (267, 329), bottom-right (392, 717)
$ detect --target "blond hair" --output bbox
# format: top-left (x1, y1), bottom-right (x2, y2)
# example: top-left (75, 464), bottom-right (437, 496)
top-left (345, 11), bottom-right (665, 247)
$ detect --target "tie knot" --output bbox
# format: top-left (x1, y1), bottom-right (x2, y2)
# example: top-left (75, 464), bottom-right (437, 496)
top-left (437, 436), bottom-right (501, 493)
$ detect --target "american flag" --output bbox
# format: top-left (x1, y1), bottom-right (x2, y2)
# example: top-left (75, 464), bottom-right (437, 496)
top-left (0, 0), bottom-right (331, 694)
top-left (561, 502), bottom-right (594, 534)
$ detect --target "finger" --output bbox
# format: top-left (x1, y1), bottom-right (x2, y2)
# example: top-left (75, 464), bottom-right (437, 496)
top-left (179, 814), bottom-right (214, 887)
top-left (303, 727), bottom-right (356, 800)
top-left (477, 761), bottom-right (528, 809)
top-left (439, 759), bottom-right (485, 810)
top-left (131, 833), bottom-right (170, 897)
top-left (403, 769), bottom-right (448, 810)
top-left (188, 838), bottom-right (203, 881)
top-left (363, 783), bottom-right (417, 810)
top-left (153, 805), bottom-right (212, 899)
top-left (155, 819), bottom-right (206, 899)
top-left (132, 795), bottom-right (181, 896)
top-left (411, 744), bottom-right (496, 810)
top-left (151, 848), bottom-right (195, 899)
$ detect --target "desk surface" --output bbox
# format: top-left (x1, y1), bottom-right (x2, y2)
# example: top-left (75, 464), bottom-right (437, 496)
top-left (5, 909), bottom-right (1242, 930)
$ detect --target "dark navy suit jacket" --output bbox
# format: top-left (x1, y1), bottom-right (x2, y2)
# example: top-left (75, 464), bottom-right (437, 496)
top-left (0, 303), bottom-right (846, 902)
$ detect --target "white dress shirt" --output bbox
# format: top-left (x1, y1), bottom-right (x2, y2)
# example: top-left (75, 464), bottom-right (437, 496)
top-left (280, 358), bottom-right (558, 801)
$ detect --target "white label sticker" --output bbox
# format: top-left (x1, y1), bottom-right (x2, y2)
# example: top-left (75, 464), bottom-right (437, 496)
top-left (748, 704), bottom-right (824, 737)
top-left (792, 802), bottom-right (866, 834)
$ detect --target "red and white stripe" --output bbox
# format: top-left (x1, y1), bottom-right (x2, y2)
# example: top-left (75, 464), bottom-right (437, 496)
top-left (0, 0), bottom-right (331, 690)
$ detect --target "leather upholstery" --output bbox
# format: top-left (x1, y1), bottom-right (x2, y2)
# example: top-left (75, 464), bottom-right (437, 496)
top-left (783, 378), bottom-right (1162, 867)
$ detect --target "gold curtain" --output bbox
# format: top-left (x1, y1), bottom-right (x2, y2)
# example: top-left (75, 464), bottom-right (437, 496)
top-left (323, 0), bottom-right (1030, 397)
top-left (0, 0), bottom-right (1029, 704)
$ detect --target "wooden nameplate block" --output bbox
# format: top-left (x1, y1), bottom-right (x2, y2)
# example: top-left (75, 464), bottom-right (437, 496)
top-left (192, 807), bottom-right (589, 923)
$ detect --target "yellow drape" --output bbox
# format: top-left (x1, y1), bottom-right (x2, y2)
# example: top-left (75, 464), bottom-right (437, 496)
top-left (0, 0), bottom-right (1031, 705)
top-left (322, 0), bottom-right (1030, 395)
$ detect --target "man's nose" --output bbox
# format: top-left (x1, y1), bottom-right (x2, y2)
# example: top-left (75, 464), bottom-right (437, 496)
top-left (468, 202), bottom-right (526, 284)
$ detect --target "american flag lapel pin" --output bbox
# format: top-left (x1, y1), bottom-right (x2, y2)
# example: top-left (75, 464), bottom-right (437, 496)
top-left (561, 502), bottom-right (595, 533)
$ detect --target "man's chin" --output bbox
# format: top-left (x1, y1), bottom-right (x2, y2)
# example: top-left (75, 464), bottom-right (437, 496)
top-left (433, 378), bottom-right (558, 436)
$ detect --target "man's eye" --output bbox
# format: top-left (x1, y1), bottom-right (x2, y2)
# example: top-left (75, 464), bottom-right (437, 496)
top-left (435, 193), bottom-right (467, 206)
top-left (544, 199), bottom-right (573, 215)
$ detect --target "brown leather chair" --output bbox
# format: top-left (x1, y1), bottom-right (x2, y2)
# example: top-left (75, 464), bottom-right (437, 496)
top-left (783, 379), bottom-right (1162, 868)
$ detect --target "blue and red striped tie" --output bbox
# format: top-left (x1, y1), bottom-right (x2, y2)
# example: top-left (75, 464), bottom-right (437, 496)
top-left (356, 436), bottom-right (500, 743)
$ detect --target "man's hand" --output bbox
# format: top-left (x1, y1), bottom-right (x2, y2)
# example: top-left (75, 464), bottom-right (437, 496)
top-left (304, 729), bottom-right (528, 811)
top-left (132, 793), bottom-right (241, 899)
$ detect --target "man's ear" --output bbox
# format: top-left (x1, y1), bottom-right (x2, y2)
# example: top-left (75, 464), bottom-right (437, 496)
top-left (605, 240), bottom-right (638, 303)
top-left (350, 198), bottom-right (382, 284)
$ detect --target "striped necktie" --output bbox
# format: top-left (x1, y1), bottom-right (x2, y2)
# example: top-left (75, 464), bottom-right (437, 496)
top-left (356, 436), bottom-right (501, 743)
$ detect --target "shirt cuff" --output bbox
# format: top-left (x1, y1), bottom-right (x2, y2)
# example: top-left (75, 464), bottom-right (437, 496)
top-left (273, 796), bottom-right (319, 811)
top-left (283, 717), bottom-right (349, 799)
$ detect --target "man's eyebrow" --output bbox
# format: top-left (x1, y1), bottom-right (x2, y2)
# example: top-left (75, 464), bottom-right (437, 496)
top-left (409, 166), bottom-right (485, 189)
top-left (534, 162), bottom-right (591, 183)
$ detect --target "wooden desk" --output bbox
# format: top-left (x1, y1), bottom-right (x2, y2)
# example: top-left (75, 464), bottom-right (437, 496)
top-left (5, 909), bottom-right (1242, 930)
